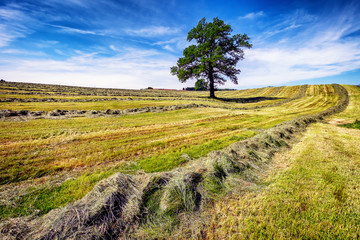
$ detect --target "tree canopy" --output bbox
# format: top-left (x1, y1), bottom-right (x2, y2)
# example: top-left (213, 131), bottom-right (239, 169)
top-left (195, 79), bottom-right (207, 90)
top-left (171, 17), bottom-right (252, 98)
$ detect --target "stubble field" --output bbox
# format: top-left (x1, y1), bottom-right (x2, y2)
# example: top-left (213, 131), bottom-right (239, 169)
top-left (1, 81), bottom-right (358, 239)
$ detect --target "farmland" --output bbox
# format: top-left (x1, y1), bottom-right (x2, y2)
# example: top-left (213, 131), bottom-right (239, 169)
top-left (203, 85), bottom-right (360, 239)
top-left (0, 81), bottom-right (357, 239)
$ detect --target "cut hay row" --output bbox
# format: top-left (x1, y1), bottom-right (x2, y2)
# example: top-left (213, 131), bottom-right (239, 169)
top-left (0, 85), bottom-right (339, 194)
top-left (0, 96), bottom-right (200, 102)
top-left (0, 86), bottom-right (294, 102)
top-left (0, 81), bottom-right (209, 98)
top-left (0, 103), bottom-right (209, 120)
top-left (0, 81), bottom-right (305, 102)
top-left (0, 85), bottom-right (308, 120)
top-left (0, 84), bottom-right (348, 239)
top-left (203, 85), bottom-right (360, 239)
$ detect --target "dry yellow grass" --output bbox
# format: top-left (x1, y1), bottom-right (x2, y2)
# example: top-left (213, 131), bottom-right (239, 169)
top-left (0, 83), bottom-right (344, 222)
top-left (202, 85), bottom-right (360, 239)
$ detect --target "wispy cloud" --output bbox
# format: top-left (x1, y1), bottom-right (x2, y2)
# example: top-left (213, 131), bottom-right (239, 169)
top-left (0, 48), bottom-right (179, 89)
top-left (50, 24), bottom-right (104, 36)
top-left (238, 7), bottom-right (360, 87)
top-left (0, 49), bottom-right (46, 56)
top-left (0, 7), bottom-right (23, 20)
top-left (154, 36), bottom-right (190, 52)
top-left (109, 45), bottom-right (119, 51)
top-left (0, 5), bottom-right (35, 47)
top-left (238, 11), bottom-right (265, 20)
top-left (36, 40), bottom-right (59, 48)
top-left (241, 43), bottom-right (360, 86)
top-left (1, 0), bottom-right (360, 89)
top-left (126, 26), bottom-right (181, 37)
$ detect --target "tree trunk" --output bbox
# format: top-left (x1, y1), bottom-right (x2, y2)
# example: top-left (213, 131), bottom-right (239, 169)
top-left (209, 80), bottom-right (215, 98)
top-left (209, 68), bottom-right (215, 98)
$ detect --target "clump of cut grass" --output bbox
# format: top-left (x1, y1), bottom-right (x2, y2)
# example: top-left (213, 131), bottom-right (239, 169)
top-left (27, 173), bottom-right (151, 240)
top-left (160, 172), bottom-right (202, 214)
top-left (200, 154), bottom-right (249, 200)
top-left (0, 170), bottom-right (116, 219)
top-left (135, 173), bottom-right (181, 236)
top-left (136, 171), bottom-right (203, 237)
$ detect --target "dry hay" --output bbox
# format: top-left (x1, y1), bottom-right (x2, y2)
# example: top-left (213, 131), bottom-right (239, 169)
top-left (0, 84), bottom-right (349, 239)
top-left (0, 103), bottom-right (209, 121)
top-left (0, 85), bottom-right (308, 121)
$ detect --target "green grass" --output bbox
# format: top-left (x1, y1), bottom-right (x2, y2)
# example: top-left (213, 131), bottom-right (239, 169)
top-left (334, 85), bottom-right (360, 120)
top-left (0, 83), bottom-right (342, 221)
top-left (0, 83), bottom-right (308, 111)
top-left (0, 131), bottom-right (257, 219)
top-left (201, 85), bottom-right (360, 239)
top-left (205, 123), bottom-right (360, 239)
top-left (340, 119), bottom-right (360, 129)
top-left (0, 93), bottom-right (338, 186)
top-left (128, 130), bottom-right (257, 173)
top-left (0, 81), bottom-right (300, 99)
top-left (0, 99), bottom-right (193, 111)
top-left (0, 170), bottom-right (114, 219)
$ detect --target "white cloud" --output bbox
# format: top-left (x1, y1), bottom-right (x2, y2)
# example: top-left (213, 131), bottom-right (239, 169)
top-left (36, 40), bottom-right (59, 48)
top-left (238, 11), bottom-right (264, 20)
top-left (109, 45), bottom-right (119, 51)
top-left (154, 36), bottom-right (190, 52)
top-left (0, 6), bottom-right (34, 47)
top-left (262, 24), bottom-right (302, 39)
top-left (0, 25), bottom-right (19, 48)
top-left (0, 8), bottom-right (21, 20)
top-left (233, 6), bottom-right (360, 87)
top-left (163, 45), bottom-right (175, 52)
top-left (0, 49), bottom-right (45, 56)
top-left (50, 24), bottom-right (104, 36)
top-left (1, 2), bottom-right (359, 90)
top-left (238, 40), bottom-right (360, 87)
top-left (44, 0), bottom-right (90, 8)
top-left (0, 48), bottom-right (181, 89)
top-left (126, 26), bottom-right (180, 37)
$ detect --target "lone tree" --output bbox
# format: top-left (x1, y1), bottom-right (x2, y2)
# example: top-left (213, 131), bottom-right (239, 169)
top-left (171, 17), bottom-right (252, 98)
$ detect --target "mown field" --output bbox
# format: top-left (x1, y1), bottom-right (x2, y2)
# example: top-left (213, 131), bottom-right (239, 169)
top-left (202, 85), bottom-right (360, 239)
top-left (0, 81), bottom-right (353, 234)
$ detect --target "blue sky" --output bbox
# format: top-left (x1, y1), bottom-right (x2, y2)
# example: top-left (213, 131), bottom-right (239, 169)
top-left (0, 0), bottom-right (359, 89)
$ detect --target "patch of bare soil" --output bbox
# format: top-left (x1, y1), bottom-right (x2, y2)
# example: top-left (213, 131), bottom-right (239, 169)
top-left (327, 118), bottom-right (354, 125)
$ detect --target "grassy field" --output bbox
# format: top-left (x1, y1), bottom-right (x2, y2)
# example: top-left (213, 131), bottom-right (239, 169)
top-left (0, 82), bottom-right (349, 229)
top-left (0, 84), bottom-right (306, 111)
top-left (202, 85), bottom-right (360, 239)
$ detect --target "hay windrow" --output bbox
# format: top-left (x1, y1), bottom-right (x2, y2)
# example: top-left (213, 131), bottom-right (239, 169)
top-left (28, 173), bottom-right (152, 240)
top-left (0, 84), bottom-right (349, 239)
top-left (1, 85), bottom-right (307, 121)
top-left (0, 104), bottom-right (209, 120)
